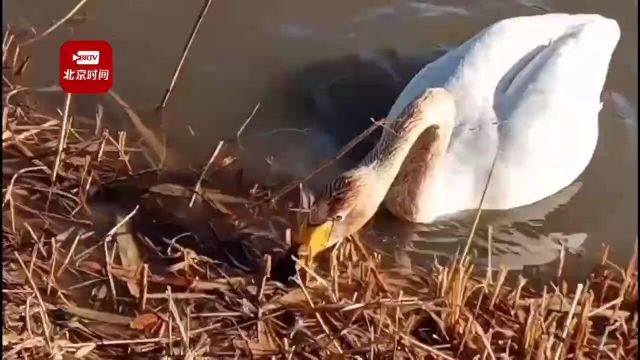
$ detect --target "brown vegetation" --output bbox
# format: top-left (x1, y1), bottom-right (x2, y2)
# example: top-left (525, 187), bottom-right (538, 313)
top-left (2, 28), bottom-right (637, 359)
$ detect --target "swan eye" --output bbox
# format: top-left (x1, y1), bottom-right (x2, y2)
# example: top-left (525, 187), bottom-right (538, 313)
top-left (334, 214), bottom-right (344, 222)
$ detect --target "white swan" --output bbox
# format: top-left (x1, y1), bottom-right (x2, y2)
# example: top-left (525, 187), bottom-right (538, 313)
top-left (298, 13), bottom-right (621, 262)
top-left (384, 13), bottom-right (621, 223)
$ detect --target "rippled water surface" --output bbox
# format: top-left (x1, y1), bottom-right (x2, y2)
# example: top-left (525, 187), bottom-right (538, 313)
top-left (4, 0), bottom-right (637, 281)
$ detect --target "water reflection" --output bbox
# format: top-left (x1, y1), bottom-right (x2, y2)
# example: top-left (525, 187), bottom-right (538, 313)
top-left (368, 182), bottom-right (587, 280)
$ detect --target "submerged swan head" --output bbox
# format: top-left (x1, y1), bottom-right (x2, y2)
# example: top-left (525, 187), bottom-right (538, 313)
top-left (298, 88), bottom-right (456, 264)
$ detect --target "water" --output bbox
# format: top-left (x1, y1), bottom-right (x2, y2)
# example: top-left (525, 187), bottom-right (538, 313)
top-left (4, 0), bottom-right (637, 281)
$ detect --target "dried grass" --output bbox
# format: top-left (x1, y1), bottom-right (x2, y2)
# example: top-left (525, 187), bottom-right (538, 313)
top-left (2, 28), bottom-right (637, 360)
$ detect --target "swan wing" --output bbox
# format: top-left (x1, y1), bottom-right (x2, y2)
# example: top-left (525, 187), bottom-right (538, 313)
top-left (487, 16), bottom-right (620, 208)
top-left (384, 14), bottom-right (620, 222)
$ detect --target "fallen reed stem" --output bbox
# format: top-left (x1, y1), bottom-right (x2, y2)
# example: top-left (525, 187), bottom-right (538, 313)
top-left (21, 0), bottom-right (91, 46)
top-left (461, 150), bottom-right (499, 263)
top-left (189, 140), bottom-right (224, 207)
top-left (157, 0), bottom-right (213, 110)
top-left (236, 103), bottom-right (261, 150)
top-left (264, 117), bottom-right (389, 205)
top-left (47, 92), bottom-right (72, 210)
top-left (2, 25), bottom-right (636, 360)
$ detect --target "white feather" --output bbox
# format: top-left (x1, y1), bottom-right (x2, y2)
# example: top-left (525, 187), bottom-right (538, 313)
top-left (384, 13), bottom-right (621, 223)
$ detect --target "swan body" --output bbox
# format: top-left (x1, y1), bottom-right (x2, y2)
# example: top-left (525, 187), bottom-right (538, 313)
top-left (298, 89), bottom-right (455, 262)
top-left (384, 13), bottom-right (621, 223)
top-left (298, 13), bottom-right (620, 264)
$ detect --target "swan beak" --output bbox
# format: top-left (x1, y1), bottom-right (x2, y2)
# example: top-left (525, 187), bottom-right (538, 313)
top-left (298, 221), bottom-right (333, 267)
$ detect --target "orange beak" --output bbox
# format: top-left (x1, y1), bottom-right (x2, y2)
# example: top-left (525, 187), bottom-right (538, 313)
top-left (297, 220), bottom-right (333, 267)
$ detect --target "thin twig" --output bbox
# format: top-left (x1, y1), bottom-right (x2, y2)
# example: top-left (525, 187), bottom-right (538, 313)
top-left (167, 286), bottom-right (191, 355)
top-left (104, 239), bottom-right (118, 306)
top-left (56, 231), bottom-right (90, 277)
top-left (557, 242), bottom-right (566, 282)
top-left (21, 0), bottom-right (91, 46)
top-left (555, 283), bottom-right (584, 359)
top-left (236, 102), bottom-right (260, 150)
top-left (189, 140), bottom-right (224, 207)
top-left (486, 225), bottom-right (493, 285)
top-left (157, 0), bottom-right (213, 109)
top-left (461, 149), bottom-right (499, 263)
top-left (140, 264), bottom-right (149, 312)
top-left (47, 92), bottom-right (72, 211)
top-left (15, 252), bottom-right (52, 349)
top-left (109, 90), bottom-right (167, 164)
top-left (295, 275), bottom-right (344, 354)
top-left (264, 118), bottom-right (389, 205)
top-left (105, 205), bottom-right (140, 243)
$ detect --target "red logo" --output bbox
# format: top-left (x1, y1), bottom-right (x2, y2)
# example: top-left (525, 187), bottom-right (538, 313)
top-left (59, 40), bottom-right (113, 94)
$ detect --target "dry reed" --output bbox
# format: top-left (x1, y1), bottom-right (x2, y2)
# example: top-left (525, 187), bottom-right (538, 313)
top-left (2, 28), bottom-right (637, 360)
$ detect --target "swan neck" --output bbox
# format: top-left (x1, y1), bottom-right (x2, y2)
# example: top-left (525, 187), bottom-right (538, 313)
top-left (363, 118), bottom-right (434, 174)
top-left (360, 88), bottom-right (455, 192)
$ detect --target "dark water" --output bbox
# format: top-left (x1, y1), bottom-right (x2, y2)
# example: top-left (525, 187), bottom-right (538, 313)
top-left (3, 0), bottom-right (637, 281)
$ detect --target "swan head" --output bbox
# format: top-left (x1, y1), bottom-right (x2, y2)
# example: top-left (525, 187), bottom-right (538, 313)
top-left (297, 88), bottom-right (456, 266)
